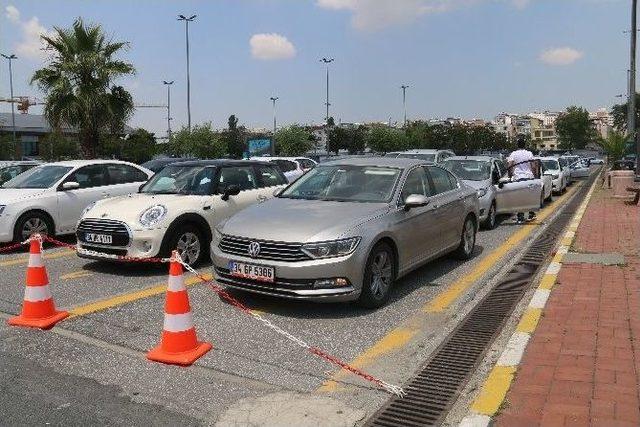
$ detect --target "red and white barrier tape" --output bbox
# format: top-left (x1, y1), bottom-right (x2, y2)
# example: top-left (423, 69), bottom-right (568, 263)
top-left (178, 259), bottom-right (406, 397)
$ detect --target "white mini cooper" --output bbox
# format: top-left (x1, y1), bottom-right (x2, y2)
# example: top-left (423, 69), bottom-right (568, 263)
top-left (76, 160), bottom-right (288, 266)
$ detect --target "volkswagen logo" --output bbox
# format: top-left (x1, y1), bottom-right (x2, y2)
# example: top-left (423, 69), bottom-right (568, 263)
top-left (247, 241), bottom-right (261, 258)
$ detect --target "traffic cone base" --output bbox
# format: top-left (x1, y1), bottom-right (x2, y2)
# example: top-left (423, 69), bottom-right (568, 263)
top-left (8, 310), bottom-right (69, 329)
top-left (147, 341), bottom-right (212, 366)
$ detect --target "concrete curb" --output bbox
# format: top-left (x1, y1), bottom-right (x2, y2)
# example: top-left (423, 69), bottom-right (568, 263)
top-left (458, 176), bottom-right (600, 427)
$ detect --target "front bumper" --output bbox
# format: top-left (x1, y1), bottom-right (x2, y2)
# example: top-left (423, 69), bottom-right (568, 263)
top-left (0, 217), bottom-right (13, 243)
top-left (477, 195), bottom-right (492, 222)
top-left (76, 226), bottom-right (168, 260)
top-left (210, 240), bottom-right (365, 302)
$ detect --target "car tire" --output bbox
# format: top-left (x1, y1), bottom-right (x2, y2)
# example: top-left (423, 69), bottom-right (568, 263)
top-left (356, 242), bottom-right (395, 309)
top-left (545, 190), bottom-right (553, 202)
top-left (540, 192), bottom-right (545, 208)
top-left (481, 202), bottom-right (497, 230)
top-left (165, 224), bottom-right (206, 267)
top-left (453, 215), bottom-right (476, 260)
top-left (13, 211), bottom-right (53, 243)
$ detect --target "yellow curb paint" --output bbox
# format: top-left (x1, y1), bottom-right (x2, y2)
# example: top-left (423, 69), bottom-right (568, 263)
top-left (516, 308), bottom-right (542, 334)
top-left (552, 253), bottom-right (564, 263)
top-left (318, 327), bottom-right (418, 392)
top-left (0, 249), bottom-right (75, 267)
top-left (539, 274), bottom-right (557, 290)
top-left (561, 237), bottom-right (573, 246)
top-left (68, 273), bottom-right (211, 318)
top-left (471, 366), bottom-right (517, 416)
top-left (60, 270), bottom-right (93, 280)
top-left (424, 184), bottom-right (579, 313)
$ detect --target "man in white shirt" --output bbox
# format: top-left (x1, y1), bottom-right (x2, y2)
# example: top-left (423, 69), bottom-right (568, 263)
top-left (507, 136), bottom-right (536, 224)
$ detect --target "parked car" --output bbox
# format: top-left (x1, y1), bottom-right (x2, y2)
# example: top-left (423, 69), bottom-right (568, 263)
top-left (442, 156), bottom-right (545, 230)
top-left (557, 156), bottom-right (573, 185)
top-left (0, 160), bottom-right (152, 243)
top-left (0, 161), bottom-right (41, 185)
top-left (569, 160), bottom-right (590, 179)
top-left (534, 158), bottom-right (554, 203)
top-left (211, 157), bottom-right (479, 308)
top-left (249, 156), bottom-right (317, 182)
top-left (590, 157), bottom-right (604, 165)
top-left (539, 157), bottom-right (567, 195)
top-left (141, 157), bottom-right (197, 173)
top-left (388, 149), bottom-right (456, 164)
top-left (77, 160), bottom-right (288, 266)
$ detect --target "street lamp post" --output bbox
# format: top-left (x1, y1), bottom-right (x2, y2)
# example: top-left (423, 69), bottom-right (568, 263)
top-left (1, 53), bottom-right (17, 143)
top-left (163, 80), bottom-right (174, 139)
top-left (320, 58), bottom-right (334, 124)
top-left (178, 14), bottom-right (196, 132)
top-left (631, 0), bottom-right (640, 176)
top-left (401, 84), bottom-right (409, 127)
top-left (270, 96), bottom-right (278, 155)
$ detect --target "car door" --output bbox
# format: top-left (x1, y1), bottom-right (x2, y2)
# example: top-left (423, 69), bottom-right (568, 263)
top-left (394, 166), bottom-right (440, 268)
top-left (212, 165), bottom-right (265, 224)
top-left (56, 164), bottom-right (110, 233)
top-left (426, 166), bottom-right (462, 249)
top-left (254, 163), bottom-right (288, 203)
top-left (105, 163), bottom-right (151, 197)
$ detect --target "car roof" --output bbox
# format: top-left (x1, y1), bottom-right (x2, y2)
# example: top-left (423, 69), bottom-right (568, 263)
top-left (250, 156), bottom-right (312, 161)
top-left (167, 159), bottom-right (274, 167)
top-left (48, 159), bottom-right (141, 167)
top-left (538, 156), bottom-right (560, 161)
top-left (0, 160), bottom-right (41, 166)
top-left (321, 156), bottom-right (428, 168)
top-left (446, 156), bottom-right (495, 162)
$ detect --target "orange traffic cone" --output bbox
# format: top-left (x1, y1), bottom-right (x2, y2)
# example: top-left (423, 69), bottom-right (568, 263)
top-left (8, 237), bottom-right (69, 329)
top-left (147, 252), bottom-right (212, 365)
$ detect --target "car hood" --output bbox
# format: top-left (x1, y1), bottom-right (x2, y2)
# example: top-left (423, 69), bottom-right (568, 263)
top-left (85, 193), bottom-right (211, 227)
top-left (0, 188), bottom-right (49, 204)
top-left (221, 197), bottom-right (390, 243)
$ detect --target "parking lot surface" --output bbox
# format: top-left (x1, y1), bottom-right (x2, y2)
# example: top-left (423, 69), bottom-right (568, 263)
top-left (0, 178), bottom-right (590, 425)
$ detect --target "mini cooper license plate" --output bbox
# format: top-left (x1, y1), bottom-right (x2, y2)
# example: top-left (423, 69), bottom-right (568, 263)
top-left (84, 233), bottom-right (113, 245)
top-left (228, 261), bottom-right (274, 283)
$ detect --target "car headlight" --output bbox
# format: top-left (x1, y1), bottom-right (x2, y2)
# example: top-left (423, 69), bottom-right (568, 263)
top-left (476, 188), bottom-right (488, 198)
top-left (139, 205), bottom-right (167, 227)
top-left (301, 237), bottom-right (361, 259)
top-left (82, 201), bottom-right (97, 216)
top-left (0, 205), bottom-right (5, 215)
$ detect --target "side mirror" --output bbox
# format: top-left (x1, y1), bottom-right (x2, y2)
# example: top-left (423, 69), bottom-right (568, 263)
top-left (221, 184), bottom-right (241, 201)
top-left (61, 181), bottom-right (80, 191)
top-left (404, 194), bottom-right (430, 211)
top-left (273, 188), bottom-right (283, 197)
top-left (497, 177), bottom-right (510, 189)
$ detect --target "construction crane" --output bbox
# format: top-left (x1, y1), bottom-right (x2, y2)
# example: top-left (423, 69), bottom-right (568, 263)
top-left (0, 96), bottom-right (45, 114)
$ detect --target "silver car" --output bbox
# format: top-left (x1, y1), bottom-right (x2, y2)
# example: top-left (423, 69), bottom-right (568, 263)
top-left (442, 156), bottom-right (545, 229)
top-left (211, 157), bottom-right (479, 308)
top-left (388, 149), bottom-right (455, 164)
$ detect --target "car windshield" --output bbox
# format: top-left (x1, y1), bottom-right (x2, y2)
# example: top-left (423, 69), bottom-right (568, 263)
top-left (140, 165), bottom-right (216, 195)
top-left (1, 165), bottom-right (72, 189)
top-left (442, 160), bottom-right (491, 181)
top-left (396, 153), bottom-right (436, 162)
top-left (280, 165), bottom-right (401, 203)
top-left (541, 160), bottom-right (559, 171)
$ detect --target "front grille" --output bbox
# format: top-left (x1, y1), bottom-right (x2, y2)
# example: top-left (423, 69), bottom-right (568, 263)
top-left (215, 266), bottom-right (314, 290)
top-left (79, 245), bottom-right (128, 257)
top-left (219, 235), bottom-right (310, 261)
top-left (76, 218), bottom-right (130, 247)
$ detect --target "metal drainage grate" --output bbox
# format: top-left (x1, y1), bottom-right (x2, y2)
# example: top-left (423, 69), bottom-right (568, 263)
top-left (366, 171), bottom-right (599, 427)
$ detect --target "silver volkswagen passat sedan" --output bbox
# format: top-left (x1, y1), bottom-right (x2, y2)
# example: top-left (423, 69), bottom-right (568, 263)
top-left (211, 157), bottom-right (479, 308)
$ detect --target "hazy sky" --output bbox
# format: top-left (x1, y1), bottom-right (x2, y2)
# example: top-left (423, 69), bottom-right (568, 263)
top-left (0, 0), bottom-right (631, 137)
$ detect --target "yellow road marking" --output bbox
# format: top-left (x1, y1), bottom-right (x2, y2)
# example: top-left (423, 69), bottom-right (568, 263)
top-left (538, 274), bottom-right (557, 290)
top-left (424, 184), bottom-right (579, 313)
top-left (516, 308), bottom-right (542, 334)
top-left (0, 249), bottom-right (75, 267)
top-left (471, 366), bottom-right (517, 415)
top-left (318, 327), bottom-right (418, 392)
top-left (60, 270), bottom-right (93, 281)
top-left (68, 273), bottom-right (211, 318)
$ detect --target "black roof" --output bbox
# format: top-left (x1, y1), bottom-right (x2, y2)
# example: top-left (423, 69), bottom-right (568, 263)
top-left (167, 159), bottom-right (273, 167)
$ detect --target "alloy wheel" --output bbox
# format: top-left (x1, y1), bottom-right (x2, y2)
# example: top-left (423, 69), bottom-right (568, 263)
top-left (176, 232), bottom-right (201, 266)
top-left (369, 250), bottom-right (393, 299)
top-left (463, 218), bottom-right (475, 256)
top-left (21, 217), bottom-right (49, 240)
top-left (487, 204), bottom-right (496, 229)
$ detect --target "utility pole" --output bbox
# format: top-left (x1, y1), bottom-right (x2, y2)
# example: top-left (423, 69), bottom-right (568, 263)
top-left (1, 53), bottom-right (17, 143)
top-left (178, 14), bottom-right (196, 132)
top-left (163, 81), bottom-right (174, 139)
top-left (631, 0), bottom-right (640, 175)
top-left (270, 96), bottom-right (278, 155)
top-left (401, 84), bottom-right (409, 127)
top-left (320, 58), bottom-right (334, 124)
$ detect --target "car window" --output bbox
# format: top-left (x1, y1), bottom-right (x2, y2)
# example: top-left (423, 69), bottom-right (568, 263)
top-left (296, 158), bottom-right (315, 170)
top-left (65, 165), bottom-right (108, 189)
top-left (0, 166), bottom-right (23, 184)
top-left (106, 164), bottom-right (148, 185)
top-left (255, 164), bottom-right (287, 187)
top-left (271, 159), bottom-right (297, 172)
top-left (428, 166), bottom-right (455, 195)
top-left (2, 165), bottom-right (72, 189)
top-left (400, 167), bottom-right (431, 202)
top-left (217, 166), bottom-right (257, 193)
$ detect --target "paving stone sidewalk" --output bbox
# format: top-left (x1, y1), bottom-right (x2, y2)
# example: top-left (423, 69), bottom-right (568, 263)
top-left (495, 185), bottom-right (640, 426)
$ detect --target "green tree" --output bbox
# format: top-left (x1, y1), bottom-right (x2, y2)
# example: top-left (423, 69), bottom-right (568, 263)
top-left (99, 128), bottom-right (157, 163)
top-left (31, 18), bottom-right (135, 158)
top-left (0, 135), bottom-right (17, 160)
top-left (222, 114), bottom-right (245, 159)
top-left (38, 132), bottom-right (79, 161)
top-left (611, 94), bottom-right (640, 133)
top-left (555, 106), bottom-right (597, 150)
top-left (274, 125), bottom-right (314, 156)
top-left (326, 116), bottom-right (335, 127)
top-left (597, 131), bottom-right (627, 165)
top-left (365, 126), bottom-right (407, 153)
top-left (327, 126), bottom-right (366, 154)
top-left (166, 123), bottom-right (227, 158)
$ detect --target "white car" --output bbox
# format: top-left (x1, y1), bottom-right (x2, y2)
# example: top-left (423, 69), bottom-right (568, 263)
top-left (76, 160), bottom-right (288, 266)
top-left (534, 158), bottom-right (553, 203)
top-left (558, 156), bottom-right (575, 185)
top-left (0, 160), bottom-right (152, 243)
top-left (249, 156), bottom-right (317, 182)
top-left (569, 159), bottom-right (590, 179)
top-left (389, 149), bottom-right (455, 164)
top-left (539, 157), bottom-right (567, 195)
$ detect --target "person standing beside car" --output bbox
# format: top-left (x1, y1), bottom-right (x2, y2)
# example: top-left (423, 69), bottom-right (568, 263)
top-left (507, 136), bottom-right (536, 224)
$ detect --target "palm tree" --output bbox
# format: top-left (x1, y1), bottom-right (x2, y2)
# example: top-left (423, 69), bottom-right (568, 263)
top-left (31, 18), bottom-right (135, 158)
top-left (597, 131), bottom-right (627, 166)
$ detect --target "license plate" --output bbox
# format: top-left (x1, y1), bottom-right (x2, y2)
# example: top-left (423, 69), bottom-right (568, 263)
top-left (84, 233), bottom-right (113, 245)
top-left (228, 261), bottom-right (274, 283)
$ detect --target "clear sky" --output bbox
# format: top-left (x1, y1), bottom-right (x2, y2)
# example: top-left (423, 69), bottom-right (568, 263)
top-left (0, 0), bottom-right (632, 137)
